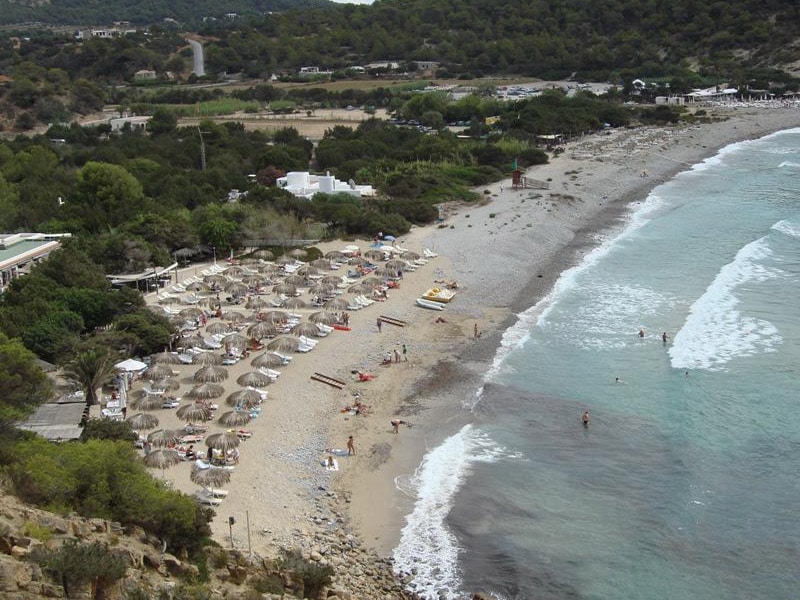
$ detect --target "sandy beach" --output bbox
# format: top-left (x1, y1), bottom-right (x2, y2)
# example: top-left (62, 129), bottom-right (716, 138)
top-left (131, 103), bottom-right (800, 582)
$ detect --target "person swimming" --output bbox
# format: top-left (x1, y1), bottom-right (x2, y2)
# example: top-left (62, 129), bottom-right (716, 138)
top-left (581, 411), bottom-right (590, 427)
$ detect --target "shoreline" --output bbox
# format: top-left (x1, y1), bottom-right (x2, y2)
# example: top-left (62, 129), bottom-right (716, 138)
top-left (343, 106), bottom-right (800, 564)
top-left (133, 105), bottom-right (800, 596)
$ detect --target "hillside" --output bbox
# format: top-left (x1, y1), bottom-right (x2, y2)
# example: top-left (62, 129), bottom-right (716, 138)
top-left (201, 0), bottom-right (800, 80)
top-left (0, 0), bottom-right (331, 27)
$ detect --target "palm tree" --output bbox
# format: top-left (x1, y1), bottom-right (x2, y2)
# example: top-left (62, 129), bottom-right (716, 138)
top-left (63, 349), bottom-right (118, 407)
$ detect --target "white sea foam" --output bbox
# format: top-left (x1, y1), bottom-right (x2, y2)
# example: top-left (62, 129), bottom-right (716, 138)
top-left (778, 161), bottom-right (800, 168)
top-left (670, 236), bottom-right (783, 371)
top-left (773, 219), bottom-right (800, 239)
top-left (483, 192), bottom-right (668, 384)
top-left (393, 425), bottom-right (512, 599)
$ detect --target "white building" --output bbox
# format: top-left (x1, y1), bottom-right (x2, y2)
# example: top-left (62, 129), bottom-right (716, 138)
top-left (0, 232), bottom-right (71, 293)
top-left (276, 171), bottom-right (375, 200)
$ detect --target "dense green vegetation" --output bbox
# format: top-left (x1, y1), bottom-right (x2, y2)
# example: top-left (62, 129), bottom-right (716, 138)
top-left (0, 0), bottom-right (330, 27)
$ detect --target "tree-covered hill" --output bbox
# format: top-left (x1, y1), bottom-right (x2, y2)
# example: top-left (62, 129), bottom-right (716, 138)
top-left (0, 0), bottom-right (331, 27)
top-left (202, 0), bottom-right (800, 80)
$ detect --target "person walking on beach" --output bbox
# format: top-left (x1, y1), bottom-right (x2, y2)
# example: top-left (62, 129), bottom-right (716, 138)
top-left (474, 323), bottom-right (479, 339)
top-left (394, 348), bottom-right (401, 363)
top-left (391, 419), bottom-right (403, 434)
top-left (581, 411), bottom-right (590, 427)
top-left (377, 318), bottom-right (382, 333)
top-left (402, 344), bottom-right (408, 362)
top-left (662, 331), bottom-right (669, 345)
top-left (347, 436), bottom-right (355, 455)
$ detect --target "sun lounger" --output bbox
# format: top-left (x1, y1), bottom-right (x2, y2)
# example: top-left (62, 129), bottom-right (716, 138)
top-left (194, 492), bottom-right (223, 506)
top-left (203, 338), bottom-right (222, 349)
top-left (296, 343), bottom-right (314, 353)
top-left (424, 248), bottom-right (438, 258)
top-left (257, 367), bottom-right (281, 379)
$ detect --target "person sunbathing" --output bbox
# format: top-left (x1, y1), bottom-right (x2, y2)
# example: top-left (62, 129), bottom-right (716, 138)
top-left (357, 371), bottom-right (375, 381)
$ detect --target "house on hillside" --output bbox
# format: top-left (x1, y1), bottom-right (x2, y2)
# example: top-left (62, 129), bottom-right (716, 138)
top-left (277, 171), bottom-right (374, 200)
top-left (134, 69), bottom-right (157, 81)
top-left (0, 232), bottom-right (71, 293)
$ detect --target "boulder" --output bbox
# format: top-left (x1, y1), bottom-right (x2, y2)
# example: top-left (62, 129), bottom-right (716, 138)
top-left (0, 555), bottom-right (33, 591)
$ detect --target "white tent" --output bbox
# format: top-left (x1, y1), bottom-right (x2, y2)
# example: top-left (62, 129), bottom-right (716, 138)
top-left (115, 358), bottom-right (147, 372)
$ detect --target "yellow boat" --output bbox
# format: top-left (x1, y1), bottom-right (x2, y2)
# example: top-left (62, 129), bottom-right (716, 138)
top-left (422, 287), bottom-right (456, 303)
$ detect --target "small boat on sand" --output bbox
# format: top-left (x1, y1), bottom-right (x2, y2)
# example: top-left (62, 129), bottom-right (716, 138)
top-left (422, 287), bottom-right (456, 303)
top-left (416, 297), bottom-right (445, 311)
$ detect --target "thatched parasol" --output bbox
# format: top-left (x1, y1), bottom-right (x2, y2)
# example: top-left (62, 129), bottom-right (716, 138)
top-left (404, 251), bottom-right (421, 260)
top-left (309, 283), bottom-right (335, 296)
top-left (205, 322), bottom-right (230, 335)
top-left (260, 311), bottom-right (288, 324)
top-left (258, 264), bottom-right (280, 275)
top-left (237, 371), bottom-right (273, 387)
top-left (348, 256), bottom-right (369, 266)
top-left (144, 364), bottom-right (175, 381)
top-left (224, 266), bottom-right (245, 277)
top-left (267, 336), bottom-right (300, 352)
top-left (222, 332), bottom-right (248, 347)
top-left (247, 322), bottom-right (278, 340)
top-left (147, 428), bottom-right (180, 448)
top-left (282, 297), bottom-right (306, 310)
top-left (290, 322), bottom-right (321, 337)
top-left (186, 383), bottom-right (225, 399)
top-left (325, 298), bottom-right (349, 311)
top-left (309, 311), bottom-right (338, 325)
top-left (179, 307), bottom-right (204, 319)
top-left (222, 311), bottom-right (246, 323)
top-left (310, 258), bottom-right (332, 270)
top-left (193, 365), bottom-right (228, 383)
top-left (159, 295), bottom-right (182, 305)
top-left (348, 283), bottom-right (374, 294)
top-left (275, 256), bottom-right (295, 266)
top-left (176, 402), bottom-right (212, 422)
top-left (192, 352), bottom-right (222, 366)
top-left (251, 352), bottom-right (284, 368)
top-left (205, 431), bottom-right (240, 452)
top-left (273, 283), bottom-right (297, 296)
top-left (185, 281), bottom-right (209, 292)
top-left (386, 259), bottom-right (407, 270)
top-left (204, 274), bottom-right (227, 286)
top-left (126, 412), bottom-right (159, 431)
top-left (143, 448), bottom-right (181, 476)
top-left (284, 275), bottom-right (306, 286)
top-left (224, 281), bottom-right (248, 296)
top-left (246, 297), bottom-right (271, 310)
top-left (253, 250), bottom-right (274, 260)
top-left (320, 275), bottom-right (343, 286)
top-left (130, 395), bottom-right (164, 411)
top-left (362, 276), bottom-right (384, 286)
top-left (158, 378), bottom-right (181, 391)
top-left (296, 265), bottom-right (318, 277)
top-left (324, 250), bottom-right (345, 260)
top-left (225, 389), bottom-right (262, 409)
top-left (364, 249), bottom-right (384, 261)
top-left (218, 410), bottom-right (251, 427)
top-left (151, 352), bottom-right (182, 365)
top-left (288, 248), bottom-right (307, 259)
top-left (190, 464), bottom-right (232, 491)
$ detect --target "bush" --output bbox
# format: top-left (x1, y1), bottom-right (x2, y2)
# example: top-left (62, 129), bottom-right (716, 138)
top-left (80, 419), bottom-right (137, 442)
top-left (32, 540), bottom-right (127, 597)
top-left (251, 574), bottom-right (285, 594)
top-left (277, 549), bottom-right (333, 599)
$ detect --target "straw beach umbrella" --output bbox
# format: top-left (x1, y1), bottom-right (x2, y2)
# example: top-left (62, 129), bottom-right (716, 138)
top-left (309, 311), bottom-right (337, 325)
top-left (224, 266), bottom-right (245, 277)
top-left (237, 371), bottom-right (273, 387)
top-left (283, 297), bottom-right (306, 310)
top-left (224, 281), bottom-right (248, 296)
top-left (191, 465), bottom-right (232, 493)
top-left (348, 283), bottom-right (374, 294)
top-left (144, 364), bottom-right (174, 381)
top-left (144, 448), bottom-right (181, 477)
top-left (324, 250), bottom-right (345, 260)
top-left (246, 297), bottom-right (271, 310)
top-left (310, 258), bottom-right (331, 270)
top-left (192, 352), bottom-right (222, 366)
top-left (147, 428), bottom-right (179, 448)
top-left (348, 256), bottom-right (369, 266)
top-left (275, 256), bottom-right (295, 266)
top-left (260, 311), bottom-right (288, 324)
top-left (291, 322), bottom-right (321, 337)
top-left (386, 259), bottom-right (407, 270)
top-left (222, 333), bottom-right (248, 347)
top-left (309, 283), bottom-right (335, 296)
top-left (248, 322), bottom-right (278, 340)
top-left (130, 395), bottom-right (164, 411)
top-left (185, 281), bottom-right (209, 292)
top-left (364, 249), bottom-right (384, 261)
top-left (222, 310), bottom-right (246, 323)
top-left (176, 402), bottom-right (212, 422)
top-left (296, 265), bottom-right (318, 277)
top-left (193, 365), bottom-right (228, 383)
top-left (321, 275), bottom-right (343, 286)
top-left (273, 283), bottom-right (297, 296)
top-left (204, 274), bottom-right (227, 286)
top-left (284, 275), bottom-right (306, 286)
top-left (151, 352), bottom-right (182, 365)
top-left (253, 250), bottom-right (274, 260)
top-left (205, 322), bottom-right (230, 335)
top-left (158, 378), bottom-right (181, 391)
top-left (251, 353), bottom-right (284, 368)
top-left (325, 298), bottom-right (349, 311)
top-left (226, 389), bottom-right (262, 409)
top-left (186, 383), bottom-right (225, 400)
top-left (179, 307), bottom-right (204, 320)
top-left (218, 410), bottom-right (251, 427)
top-left (267, 336), bottom-right (300, 353)
top-left (127, 412), bottom-right (159, 431)
top-left (289, 249), bottom-right (307, 259)
top-left (205, 431), bottom-right (240, 452)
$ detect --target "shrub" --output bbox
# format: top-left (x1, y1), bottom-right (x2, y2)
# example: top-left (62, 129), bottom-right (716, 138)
top-left (22, 521), bottom-right (53, 542)
top-left (277, 549), bottom-right (333, 599)
top-left (251, 574), bottom-right (284, 594)
top-left (32, 540), bottom-right (127, 597)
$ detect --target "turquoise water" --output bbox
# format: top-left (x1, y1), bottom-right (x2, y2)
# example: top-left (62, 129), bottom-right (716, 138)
top-left (394, 128), bottom-right (800, 599)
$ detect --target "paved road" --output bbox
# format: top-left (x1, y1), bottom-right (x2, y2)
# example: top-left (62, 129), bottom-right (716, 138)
top-left (187, 38), bottom-right (205, 77)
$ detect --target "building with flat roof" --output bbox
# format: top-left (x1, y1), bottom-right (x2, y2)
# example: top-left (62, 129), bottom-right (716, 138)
top-left (276, 171), bottom-right (375, 200)
top-left (19, 394), bottom-right (86, 441)
top-left (0, 232), bottom-right (71, 293)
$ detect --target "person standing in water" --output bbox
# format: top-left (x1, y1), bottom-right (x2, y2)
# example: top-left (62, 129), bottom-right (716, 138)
top-left (581, 411), bottom-right (590, 427)
top-left (662, 331), bottom-right (668, 345)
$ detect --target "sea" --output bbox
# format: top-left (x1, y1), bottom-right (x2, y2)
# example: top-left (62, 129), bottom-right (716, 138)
top-left (393, 127), bottom-right (800, 600)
